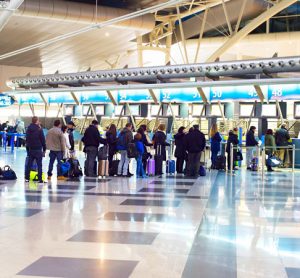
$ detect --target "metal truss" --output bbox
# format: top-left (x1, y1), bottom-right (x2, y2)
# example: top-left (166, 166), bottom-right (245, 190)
top-left (7, 56), bottom-right (300, 90)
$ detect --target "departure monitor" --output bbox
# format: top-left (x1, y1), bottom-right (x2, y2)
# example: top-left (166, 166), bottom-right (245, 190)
top-left (295, 103), bottom-right (300, 118)
top-left (261, 104), bottom-right (277, 117)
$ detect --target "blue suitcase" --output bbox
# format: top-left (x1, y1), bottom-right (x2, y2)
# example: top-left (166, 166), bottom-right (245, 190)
top-left (166, 160), bottom-right (176, 174)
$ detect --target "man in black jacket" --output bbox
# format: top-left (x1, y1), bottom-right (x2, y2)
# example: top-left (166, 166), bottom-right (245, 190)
top-left (67, 121), bottom-right (76, 154)
top-left (25, 116), bottom-right (46, 183)
top-left (246, 126), bottom-right (259, 170)
top-left (184, 125), bottom-right (206, 177)
top-left (82, 120), bottom-right (106, 177)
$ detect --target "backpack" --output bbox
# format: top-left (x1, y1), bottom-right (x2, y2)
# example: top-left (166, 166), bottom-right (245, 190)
top-left (116, 133), bottom-right (126, 150)
top-left (0, 166), bottom-right (17, 180)
top-left (127, 143), bottom-right (139, 158)
top-left (60, 160), bottom-right (71, 176)
top-left (68, 159), bottom-right (83, 178)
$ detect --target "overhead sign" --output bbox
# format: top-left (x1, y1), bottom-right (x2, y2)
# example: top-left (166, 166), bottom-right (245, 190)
top-left (43, 92), bottom-right (76, 104)
top-left (209, 86), bottom-right (261, 102)
top-left (118, 89), bottom-right (153, 103)
top-left (0, 94), bottom-right (14, 107)
top-left (268, 84), bottom-right (300, 100)
top-left (159, 88), bottom-right (205, 102)
top-left (76, 91), bottom-right (112, 103)
top-left (14, 94), bottom-right (42, 104)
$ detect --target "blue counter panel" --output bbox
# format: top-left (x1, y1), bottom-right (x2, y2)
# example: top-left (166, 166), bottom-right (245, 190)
top-left (268, 84), bottom-right (300, 100)
top-left (159, 88), bottom-right (205, 102)
top-left (210, 86), bottom-right (260, 102)
top-left (15, 94), bottom-right (43, 104)
top-left (43, 93), bottom-right (75, 104)
top-left (118, 89), bottom-right (153, 103)
top-left (77, 91), bottom-right (111, 104)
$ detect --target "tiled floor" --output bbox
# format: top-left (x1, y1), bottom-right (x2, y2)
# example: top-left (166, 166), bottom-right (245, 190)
top-left (0, 148), bottom-right (299, 277)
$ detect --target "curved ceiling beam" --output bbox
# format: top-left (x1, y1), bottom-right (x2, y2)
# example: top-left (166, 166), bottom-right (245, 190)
top-left (206, 0), bottom-right (298, 62)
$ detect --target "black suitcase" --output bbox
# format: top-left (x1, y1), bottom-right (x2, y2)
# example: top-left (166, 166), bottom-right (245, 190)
top-left (109, 160), bottom-right (120, 176)
top-left (215, 155), bottom-right (226, 171)
top-left (84, 160), bottom-right (97, 176)
top-left (155, 145), bottom-right (163, 175)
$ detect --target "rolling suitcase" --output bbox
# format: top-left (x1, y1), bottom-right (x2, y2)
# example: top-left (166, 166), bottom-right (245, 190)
top-left (98, 160), bottom-right (109, 177)
top-left (166, 160), bottom-right (175, 174)
top-left (147, 158), bottom-right (155, 176)
top-left (251, 157), bottom-right (258, 171)
top-left (215, 155), bottom-right (226, 171)
top-left (199, 165), bottom-right (206, 176)
top-left (154, 145), bottom-right (163, 176)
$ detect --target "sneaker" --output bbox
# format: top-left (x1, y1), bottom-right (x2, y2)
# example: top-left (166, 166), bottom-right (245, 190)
top-left (38, 180), bottom-right (47, 184)
top-left (247, 167), bottom-right (251, 170)
top-left (47, 176), bottom-right (52, 180)
top-left (57, 176), bottom-right (67, 181)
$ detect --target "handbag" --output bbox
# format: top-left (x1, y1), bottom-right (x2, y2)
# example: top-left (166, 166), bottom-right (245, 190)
top-left (266, 155), bottom-right (282, 167)
top-left (0, 165), bottom-right (17, 180)
top-left (235, 149), bottom-right (243, 161)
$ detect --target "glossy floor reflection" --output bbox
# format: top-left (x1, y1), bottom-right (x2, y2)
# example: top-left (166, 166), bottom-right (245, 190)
top-left (0, 149), bottom-right (300, 277)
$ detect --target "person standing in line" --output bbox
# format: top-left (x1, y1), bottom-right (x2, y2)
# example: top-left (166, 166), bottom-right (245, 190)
top-left (209, 123), bottom-right (222, 169)
top-left (82, 120), bottom-right (106, 177)
top-left (15, 119), bottom-right (26, 147)
top-left (184, 125), bottom-right (206, 177)
top-left (265, 129), bottom-right (276, 172)
top-left (275, 124), bottom-right (290, 167)
top-left (226, 128), bottom-right (239, 171)
top-left (25, 116), bottom-right (46, 183)
top-left (67, 121), bottom-right (76, 156)
top-left (62, 125), bottom-right (71, 159)
top-left (152, 124), bottom-right (170, 161)
top-left (106, 124), bottom-right (117, 171)
top-left (46, 119), bottom-right (66, 180)
top-left (137, 124), bottom-right (153, 172)
top-left (134, 133), bottom-right (147, 178)
top-left (174, 126), bottom-right (186, 174)
top-left (117, 123), bottom-right (133, 177)
top-left (246, 126), bottom-right (259, 170)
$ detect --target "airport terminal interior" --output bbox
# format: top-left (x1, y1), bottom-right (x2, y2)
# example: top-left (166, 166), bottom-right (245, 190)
top-left (1, 0), bottom-right (300, 277)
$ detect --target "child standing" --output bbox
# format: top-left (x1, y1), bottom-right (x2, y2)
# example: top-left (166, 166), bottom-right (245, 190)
top-left (134, 133), bottom-right (147, 178)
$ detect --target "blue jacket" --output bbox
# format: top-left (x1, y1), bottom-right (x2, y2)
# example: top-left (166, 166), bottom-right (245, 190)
top-left (246, 130), bottom-right (258, 147)
top-left (135, 141), bottom-right (144, 156)
top-left (210, 132), bottom-right (222, 153)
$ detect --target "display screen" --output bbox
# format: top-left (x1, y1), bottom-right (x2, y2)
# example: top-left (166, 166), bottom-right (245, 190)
top-left (295, 104), bottom-right (300, 117)
top-left (192, 104), bottom-right (205, 116)
top-left (240, 104), bottom-right (254, 117)
top-left (262, 104), bottom-right (277, 117)
top-left (95, 105), bottom-right (105, 115)
top-left (65, 105), bottom-right (74, 116)
top-left (211, 104), bottom-right (224, 116)
top-left (83, 105), bottom-right (92, 116)
top-left (150, 105), bottom-right (161, 116)
top-left (129, 105), bottom-right (140, 116)
top-left (167, 104), bottom-right (179, 116)
top-left (114, 105), bottom-right (124, 115)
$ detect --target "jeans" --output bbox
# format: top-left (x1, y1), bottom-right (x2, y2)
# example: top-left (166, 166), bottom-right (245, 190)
top-left (211, 151), bottom-right (218, 168)
top-left (176, 157), bottom-right (185, 174)
top-left (85, 146), bottom-right (98, 176)
top-left (186, 152), bottom-right (201, 177)
top-left (25, 150), bottom-right (43, 181)
top-left (246, 147), bottom-right (255, 167)
top-left (47, 151), bottom-right (63, 177)
top-left (136, 155), bottom-right (145, 177)
top-left (118, 150), bottom-right (130, 176)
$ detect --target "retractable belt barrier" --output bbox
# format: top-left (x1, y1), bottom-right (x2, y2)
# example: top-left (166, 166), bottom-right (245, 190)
top-left (0, 132), bottom-right (26, 153)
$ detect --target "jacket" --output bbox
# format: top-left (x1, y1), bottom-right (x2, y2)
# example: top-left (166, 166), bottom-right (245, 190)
top-left (26, 123), bottom-right (46, 152)
top-left (135, 140), bottom-right (144, 156)
top-left (82, 125), bottom-right (106, 148)
top-left (184, 129), bottom-right (206, 154)
top-left (153, 130), bottom-right (170, 161)
top-left (174, 132), bottom-right (186, 158)
top-left (117, 128), bottom-right (133, 151)
top-left (210, 132), bottom-right (222, 154)
top-left (265, 134), bottom-right (276, 154)
top-left (46, 127), bottom-right (66, 152)
top-left (139, 130), bottom-right (152, 154)
top-left (226, 131), bottom-right (239, 153)
top-left (106, 130), bottom-right (117, 155)
top-left (246, 130), bottom-right (258, 147)
top-left (67, 128), bottom-right (75, 151)
top-left (275, 128), bottom-right (290, 146)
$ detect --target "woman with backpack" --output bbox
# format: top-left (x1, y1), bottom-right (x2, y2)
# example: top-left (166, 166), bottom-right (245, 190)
top-left (137, 125), bottom-right (153, 172)
top-left (174, 126), bottom-right (186, 174)
top-left (226, 128), bottom-right (239, 171)
top-left (106, 124), bottom-right (117, 171)
top-left (210, 123), bottom-right (222, 169)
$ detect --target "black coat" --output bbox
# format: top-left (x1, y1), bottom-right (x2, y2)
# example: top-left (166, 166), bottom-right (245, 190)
top-left (226, 132), bottom-right (239, 153)
top-left (106, 131), bottom-right (117, 156)
top-left (174, 132), bottom-right (186, 158)
top-left (153, 130), bottom-right (170, 161)
top-left (246, 130), bottom-right (258, 147)
top-left (26, 123), bottom-right (46, 152)
top-left (184, 129), bottom-right (206, 153)
top-left (82, 125), bottom-right (106, 148)
top-left (68, 128), bottom-right (75, 151)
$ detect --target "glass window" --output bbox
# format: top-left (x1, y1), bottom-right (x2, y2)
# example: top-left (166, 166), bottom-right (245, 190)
top-left (167, 104), bottom-right (179, 116)
top-left (129, 105), bottom-right (140, 116)
top-left (83, 105), bottom-right (92, 116)
top-left (240, 104), bottom-right (254, 117)
top-left (192, 104), bottom-right (204, 116)
top-left (150, 105), bottom-right (161, 116)
top-left (211, 104), bottom-right (224, 116)
top-left (95, 105), bottom-right (105, 116)
top-left (114, 105), bottom-right (124, 115)
top-left (295, 103), bottom-right (300, 117)
top-left (65, 105), bottom-right (74, 116)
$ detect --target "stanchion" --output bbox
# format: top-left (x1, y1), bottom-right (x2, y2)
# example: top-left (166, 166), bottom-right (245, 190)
top-left (261, 147), bottom-right (265, 180)
top-left (292, 144), bottom-right (295, 173)
top-left (230, 143), bottom-right (234, 175)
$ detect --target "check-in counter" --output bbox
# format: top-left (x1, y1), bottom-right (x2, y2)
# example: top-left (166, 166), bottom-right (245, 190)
top-left (292, 138), bottom-right (300, 168)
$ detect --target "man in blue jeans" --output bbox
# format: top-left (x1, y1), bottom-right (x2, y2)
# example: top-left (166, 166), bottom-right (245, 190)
top-left (25, 116), bottom-right (46, 183)
top-left (46, 120), bottom-right (66, 180)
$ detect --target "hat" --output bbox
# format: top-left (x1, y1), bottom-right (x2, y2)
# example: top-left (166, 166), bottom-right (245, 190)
top-left (68, 121), bottom-right (76, 127)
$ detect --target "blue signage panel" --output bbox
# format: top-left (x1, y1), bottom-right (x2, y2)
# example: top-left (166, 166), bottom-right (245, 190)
top-left (0, 94), bottom-right (14, 107)
top-left (76, 91), bottom-right (112, 103)
top-left (268, 84), bottom-right (300, 100)
top-left (210, 86), bottom-right (260, 102)
top-left (43, 92), bottom-right (75, 104)
top-left (14, 93), bottom-right (43, 104)
top-left (118, 89), bottom-right (153, 103)
top-left (159, 88), bottom-right (204, 102)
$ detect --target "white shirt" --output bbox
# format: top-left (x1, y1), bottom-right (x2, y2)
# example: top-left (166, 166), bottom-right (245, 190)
top-left (63, 133), bottom-right (71, 158)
